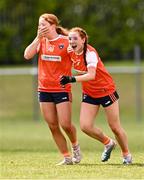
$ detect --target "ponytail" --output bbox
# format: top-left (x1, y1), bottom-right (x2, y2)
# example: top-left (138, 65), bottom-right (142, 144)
top-left (83, 39), bottom-right (88, 66)
top-left (56, 26), bottom-right (69, 36)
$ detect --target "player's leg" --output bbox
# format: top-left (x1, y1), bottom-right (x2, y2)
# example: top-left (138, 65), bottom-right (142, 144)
top-left (56, 101), bottom-right (76, 144)
top-left (56, 101), bottom-right (82, 163)
top-left (40, 102), bottom-right (73, 165)
top-left (80, 102), bottom-right (109, 142)
top-left (104, 100), bottom-right (132, 164)
top-left (80, 102), bottom-right (116, 162)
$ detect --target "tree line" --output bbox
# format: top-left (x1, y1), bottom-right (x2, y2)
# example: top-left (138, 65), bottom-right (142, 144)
top-left (0, 0), bottom-right (144, 65)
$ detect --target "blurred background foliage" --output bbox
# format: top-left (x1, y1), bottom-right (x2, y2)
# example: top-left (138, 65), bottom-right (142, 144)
top-left (0, 0), bottom-right (144, 65)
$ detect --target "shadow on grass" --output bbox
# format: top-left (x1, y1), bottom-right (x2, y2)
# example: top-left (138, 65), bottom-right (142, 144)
top-left (77, 163), bottom-right (144, 167)
top-left (0, 149), bottom-right (55, 153)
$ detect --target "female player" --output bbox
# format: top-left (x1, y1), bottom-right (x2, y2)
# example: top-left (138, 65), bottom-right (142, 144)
top-left (60, 27), bottom-right (132, 164)
top-left (24, 14), bottom-right (81, 165)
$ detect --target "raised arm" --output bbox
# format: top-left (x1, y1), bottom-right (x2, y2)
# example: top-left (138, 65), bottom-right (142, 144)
top-left (24, 36), bottom-right (40, 60)
top-left (24, 23), bottom-right (49, 60)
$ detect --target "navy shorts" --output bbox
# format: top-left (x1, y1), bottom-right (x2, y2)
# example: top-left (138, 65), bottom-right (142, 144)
top-left (38, 91), bottom-right (72, 104)
top-left (82, 91), bottom-right (119, 107)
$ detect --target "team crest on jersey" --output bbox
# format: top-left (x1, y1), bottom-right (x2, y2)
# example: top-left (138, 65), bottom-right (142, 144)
top-left (59, 44), bottom-right (64, 49)
top-left (47, 45), bottom-right (55, 52)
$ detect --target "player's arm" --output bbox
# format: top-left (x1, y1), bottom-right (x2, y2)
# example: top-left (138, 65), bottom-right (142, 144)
top-left (60, 51), bottom-right (98, 85)
top-left (75, 66), bottom-right (96, 82)
top-left (24, 25), bottom-right (48, 60)
top-left (60, 66), bottom-right (96, 85)
top-left (24, 37), bottom-right (40, 60)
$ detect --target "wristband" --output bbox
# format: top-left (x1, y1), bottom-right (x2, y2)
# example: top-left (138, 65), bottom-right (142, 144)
top-left (70, 76), bottom-right (76, 83)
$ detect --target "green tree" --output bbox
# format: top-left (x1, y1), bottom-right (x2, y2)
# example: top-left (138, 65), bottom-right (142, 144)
top-left (0, 0), bottom-right (144, 65)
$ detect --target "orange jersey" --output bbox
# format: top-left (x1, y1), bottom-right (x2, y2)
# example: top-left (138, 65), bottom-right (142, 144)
top-left (37, 35), bottom-right (72, 92)
top-left (69, 44), bottom-right (116, 98)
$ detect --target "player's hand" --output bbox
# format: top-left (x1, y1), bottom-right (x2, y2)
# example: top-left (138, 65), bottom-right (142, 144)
top-left (37, 26), bottom-right (48, 39)
top-left (60, 76), bottom-right (76, 85)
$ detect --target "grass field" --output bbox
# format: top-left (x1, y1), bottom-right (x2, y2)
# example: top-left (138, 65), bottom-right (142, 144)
top-left (0, 72), bottom-right (144, 179)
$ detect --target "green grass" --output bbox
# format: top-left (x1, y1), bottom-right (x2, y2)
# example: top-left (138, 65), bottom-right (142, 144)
top-left (104, 60), bottom-right (144, 66)
top-left (0, 119), bottom-right (144, 179)
top-left (0, 71), bottom-right (144, 179)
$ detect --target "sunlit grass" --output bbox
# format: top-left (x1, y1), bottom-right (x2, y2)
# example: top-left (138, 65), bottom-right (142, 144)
top-left (0, 118), bottom-right (144, 179)
top-left (0, 71), bottom-right (144, 179)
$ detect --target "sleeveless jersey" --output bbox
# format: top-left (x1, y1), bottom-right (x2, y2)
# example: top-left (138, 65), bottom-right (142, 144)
top-left (69, 44), bottom-right (116, 98)
top-left (37, 35), bottom-right (72, 92)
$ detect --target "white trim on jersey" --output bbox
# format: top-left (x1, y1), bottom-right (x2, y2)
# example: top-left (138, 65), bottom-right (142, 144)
top-left (49, 35), bottom-right (63, 41)
top-left (86, 51), bottom-right (98, 68)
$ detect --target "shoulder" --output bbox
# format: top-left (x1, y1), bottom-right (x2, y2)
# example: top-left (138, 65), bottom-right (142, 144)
top-left (57, 35), bottom-right (69, 48)
top-left (48, 35), bottom-right (69, 44)
top-left (87, 44), bottom-right (97, 53)
top-left (86, 45), bottom-right (97, 57)
top-left (85, 45), bottom-right (99, 67)
top-left (58, 35), bottom-right (68, 41)
top-left (86, 44), bottom-right (99, 58)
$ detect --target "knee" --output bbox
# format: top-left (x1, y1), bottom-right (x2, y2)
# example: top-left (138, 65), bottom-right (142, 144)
top-left (48, 123), bottom-right (59, 132)
top-left (80, 124), bottom-right (90, 134)
top-left (110, 125), bottom-right (122, 136)
top-left (61, 123), bottom-right (72, 132)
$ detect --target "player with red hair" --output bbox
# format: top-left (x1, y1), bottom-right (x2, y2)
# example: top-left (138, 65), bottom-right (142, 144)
top-left (60, 27), bottom-right (132, 164)
top-left (24, 14), bottom-right (81, 165)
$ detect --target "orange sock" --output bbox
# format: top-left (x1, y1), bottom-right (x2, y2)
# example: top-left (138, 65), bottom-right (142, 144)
top-left (122, 151), bottom-right (129, 157)
top-left (63, 152), bottom-right (71, 158)
top-left (72, 141), bottom-right (78, 147)
top-left (103, 136), bottom-right (111, 145)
